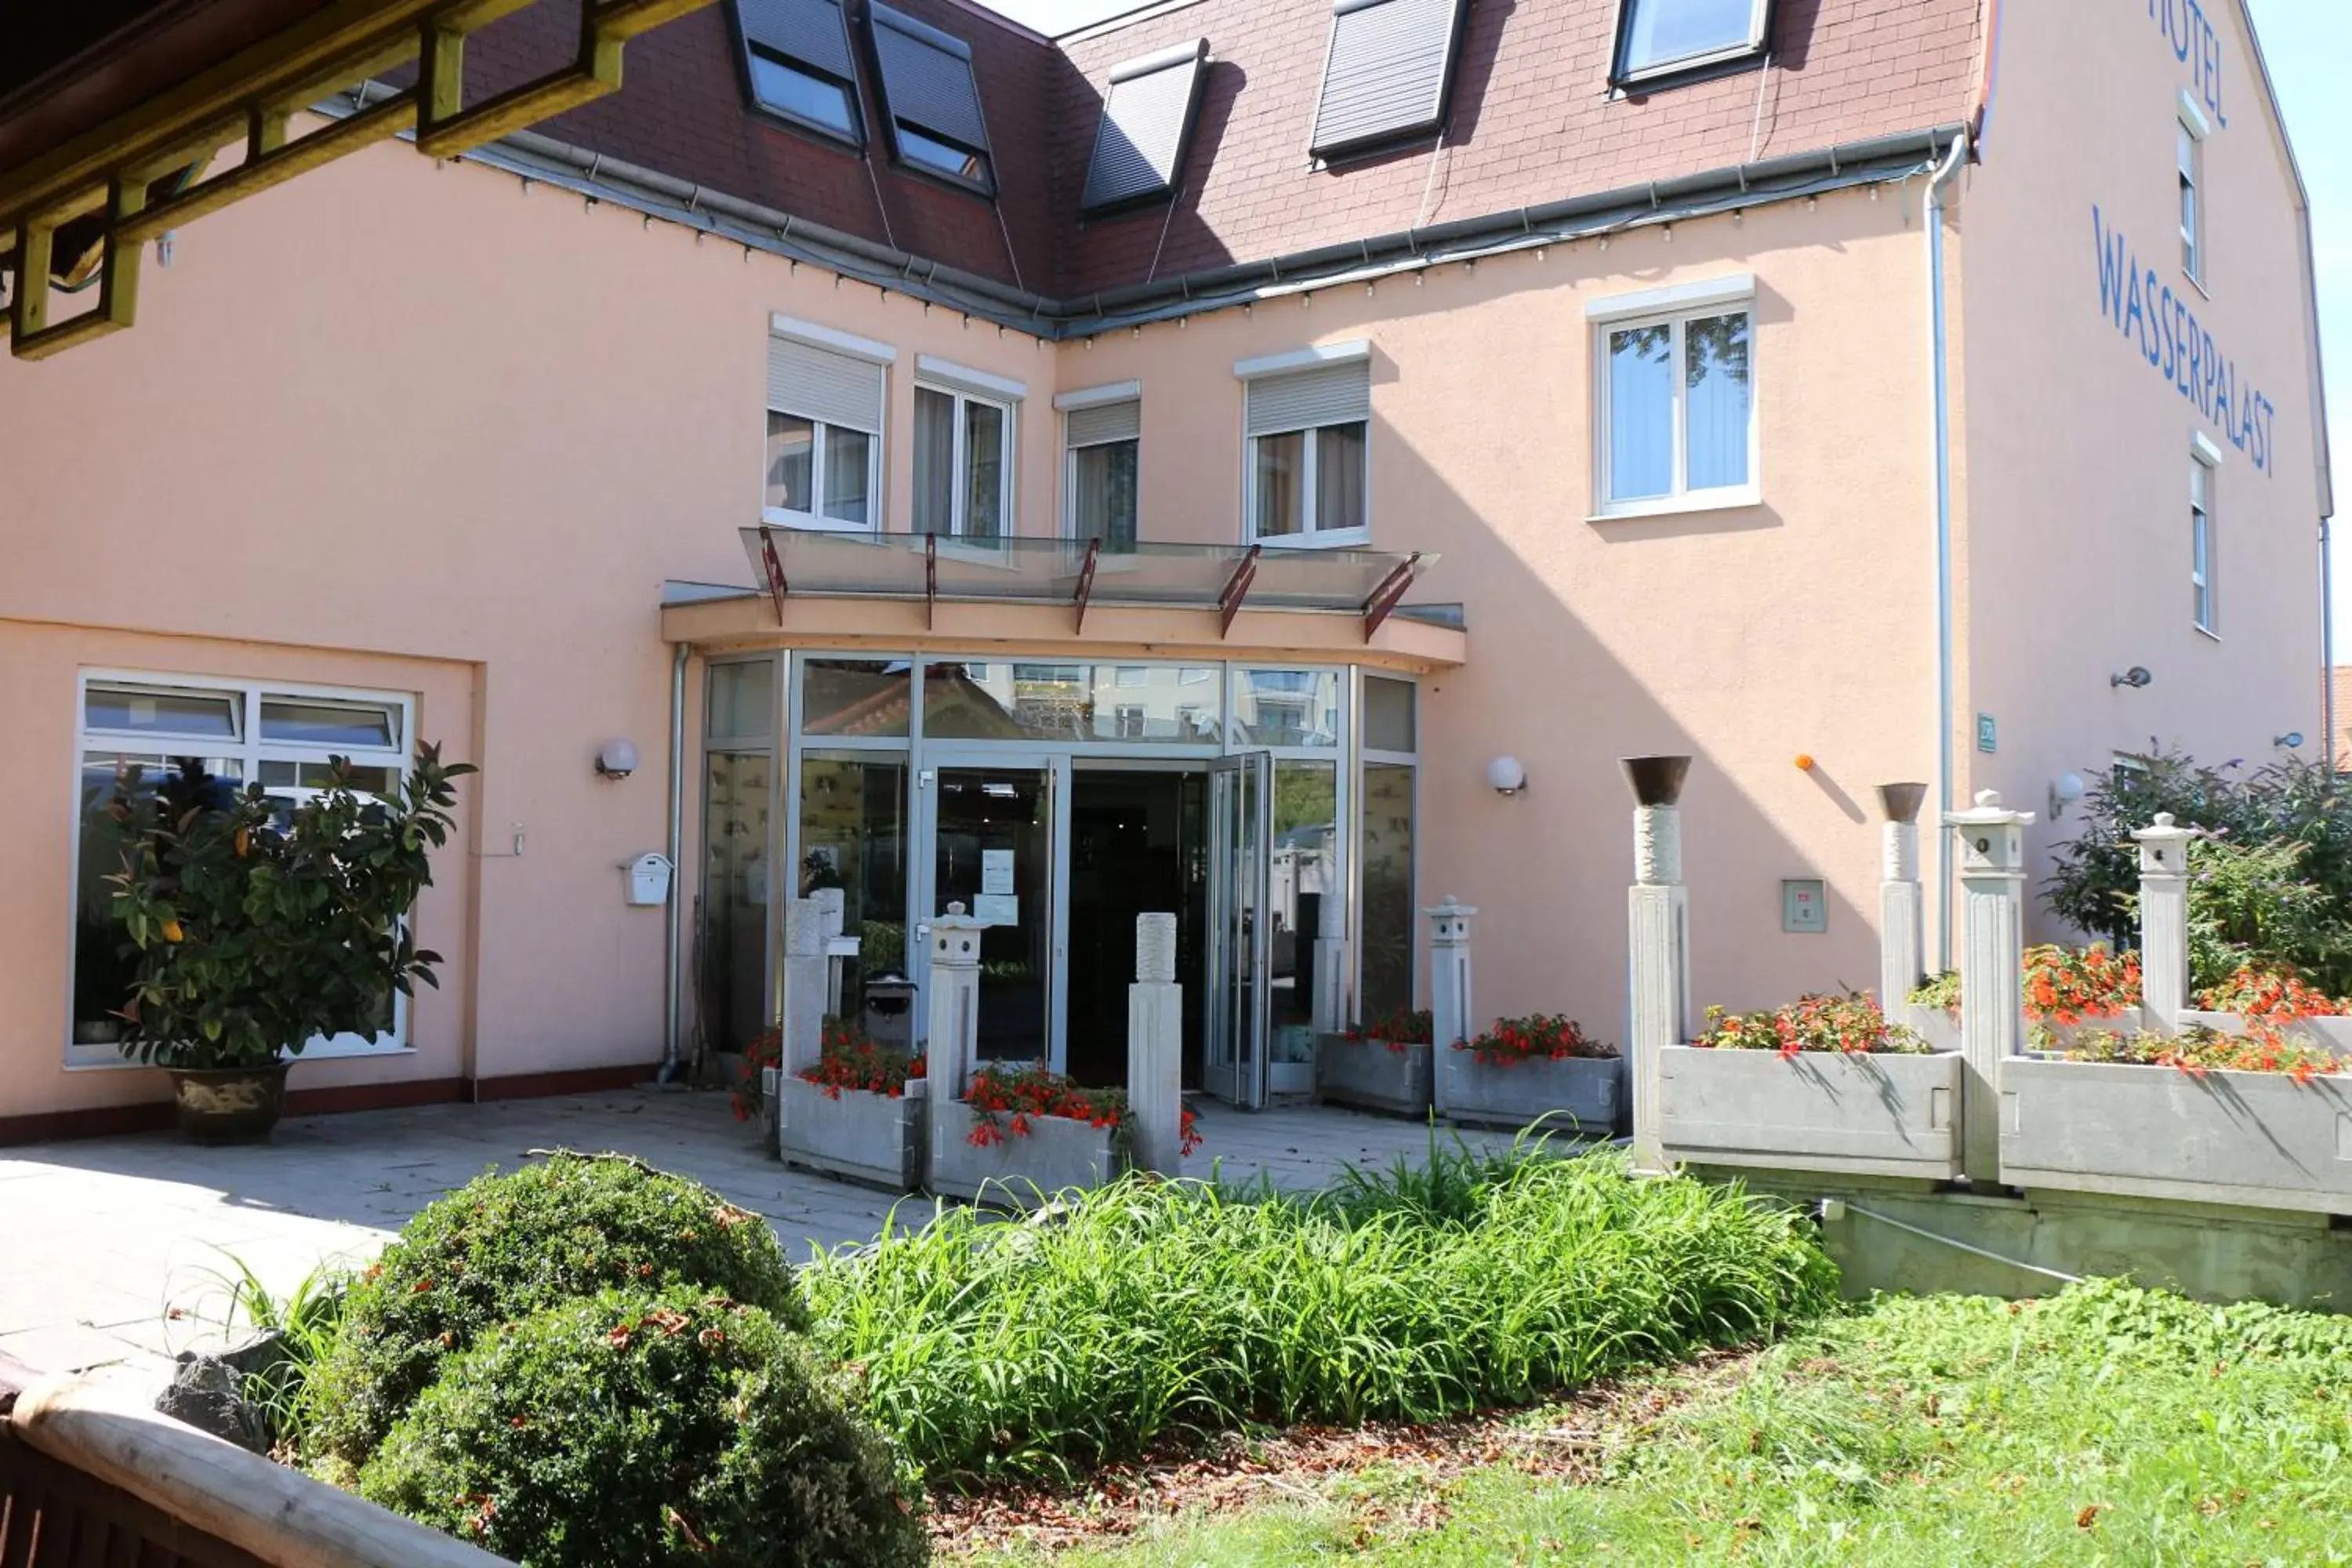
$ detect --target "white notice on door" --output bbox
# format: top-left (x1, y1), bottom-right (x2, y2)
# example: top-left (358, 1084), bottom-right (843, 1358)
top-left (973, 894), bottom-right (1018, 926)
top-left (981, 848), bottom-right (1015, 896)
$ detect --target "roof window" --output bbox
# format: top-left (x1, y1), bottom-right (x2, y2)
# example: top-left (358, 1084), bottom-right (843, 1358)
top-left (866, 3), bottom-right (995, 195)
top-left (1308, 0), bottom-right (1470, 162)
top-left (1080, 39), bottom-right (1209, 215)
top-left (1612, 0), bottom-right (1771, 85)
top-left (732, 0), bottom-right (863, 145)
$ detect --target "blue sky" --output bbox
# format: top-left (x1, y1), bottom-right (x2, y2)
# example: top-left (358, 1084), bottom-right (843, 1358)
top-left (979, 0), bottom-right (2349, 653)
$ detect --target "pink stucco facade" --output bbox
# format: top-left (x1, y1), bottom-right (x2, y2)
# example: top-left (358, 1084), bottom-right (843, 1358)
top-left (0, 0), bottom-right (2327, 1134)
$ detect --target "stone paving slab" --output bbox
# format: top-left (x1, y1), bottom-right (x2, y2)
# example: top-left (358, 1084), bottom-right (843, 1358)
top-left (0, 1087), bottom-right (1520, 1394)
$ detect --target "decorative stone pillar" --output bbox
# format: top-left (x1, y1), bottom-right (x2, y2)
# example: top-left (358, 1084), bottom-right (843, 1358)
top-left (1426, 897), bottom-right (1478, 1051)
top-left (1127, 913), bottom-right (1185, 1175)
top-left (1624, 755), bottom-right (1693, 1174)
top-left (780, 897), bottom-right (828, 1078)
top-left (1312, 884), bottom-right (1350, 1040)
top-left (1877, 782), bottom-right (1929, 1014)
top-left (809, 887), bottom-right (850, 1018)
top-left (2133, 812), bottom-right (2200, 1033)
top-left (926, 904), bottom-right (986, 1101)
top-left (1944, 789), bottom-right (2033, 1185)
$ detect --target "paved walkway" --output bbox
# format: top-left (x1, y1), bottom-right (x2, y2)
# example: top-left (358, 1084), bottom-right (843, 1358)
top-left (0, 1087), bottom-right (1514, 1392)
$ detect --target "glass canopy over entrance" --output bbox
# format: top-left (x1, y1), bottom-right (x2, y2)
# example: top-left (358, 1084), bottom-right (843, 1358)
top-left (698, 649), bottom-right (1423, 1111)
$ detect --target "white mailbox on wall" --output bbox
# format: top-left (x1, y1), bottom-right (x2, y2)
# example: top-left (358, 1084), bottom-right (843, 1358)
top-left (623, 852), bottom-right (673, 907)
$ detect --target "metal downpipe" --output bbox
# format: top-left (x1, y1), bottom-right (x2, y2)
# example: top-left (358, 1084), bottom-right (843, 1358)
top-left (1926, 132), bottom-right (1969, 972)
top-left (661, 642), bottom-right (688, 1083)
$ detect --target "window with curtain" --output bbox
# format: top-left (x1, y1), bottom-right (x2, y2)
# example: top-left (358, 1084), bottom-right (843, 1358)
top-left (914, 383), bottom-right (1013, 539)
top-left (766, 329), bottom-right (885, 531)
top-left (2191, 454), bottom-right (2216, 633)
top-left (1065, 397), bottom-right (1140, 551)
top-left (1613, 0), bottom-right (1769, 82)
top-left (2178, 118), bottom-right (2205, 282)
top-left (1242, 352), bottom-right (1370, 546)
top-left (1599, 303), bottom-right (1752, 512)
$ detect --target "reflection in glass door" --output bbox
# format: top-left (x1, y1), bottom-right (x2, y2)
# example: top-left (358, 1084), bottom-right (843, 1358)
top-left (927, 764), bottom-right (1061, 1065)
top-left (701, 752), bottom-right (772, 1054)
top-left (1205, 752), bottom-right (1272, 1108)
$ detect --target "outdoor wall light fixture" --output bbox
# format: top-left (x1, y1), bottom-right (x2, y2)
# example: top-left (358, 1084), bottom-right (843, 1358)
top-left (2276, 732), bottom-right (2307, 750)
top-left (1487, 756), bottom-right (1528, 797)
top-left (596, 739), bottom-right (639, 779)
top-left (2048, 771), bottom-right (2088, 820)
top-left (2111, 666), bottom-right (2154, 689)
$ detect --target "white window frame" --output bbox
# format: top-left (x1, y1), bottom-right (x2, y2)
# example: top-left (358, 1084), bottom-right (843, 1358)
top-left (1589, 275), bottom-right (1759, 520)
top-left (2192, 437), bottom-right (2220, 637)
top-left (2177, 95), bottom-right (2210, 289)
top-left (1612, 0), bottom-right (1772, 85)
top-left (1236, 343), bottom-right (1372, 551)
top-left (67, 671), bottom-right (419, 1069)
top-left (1057, 380), bottom-right (1142, 547)
top-left (764, 318), bottom-right (891, 535)
top-left (914, 359), bottom-right (1022, 543)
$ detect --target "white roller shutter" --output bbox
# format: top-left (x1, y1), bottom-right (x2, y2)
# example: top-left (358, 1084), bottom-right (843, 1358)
top-left (1066, 398), bottom-right (1141, 448)
top-left (1244, 361), bottom-right (1370, 437)
top-left (768, 336), bottom-right (886, 433)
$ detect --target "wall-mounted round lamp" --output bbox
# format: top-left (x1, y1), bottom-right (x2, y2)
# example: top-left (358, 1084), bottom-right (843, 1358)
top-left (1486, 756), bottom-right (1528, 797)
top-left (2110, 666), bottom-right (2154, 689)
top-left (2048, 771), bottom-right (2087, 819)
top-left (2275, 732), bottom-right (2307, 750)
top-left (596, 739), bottom-right (639, 779)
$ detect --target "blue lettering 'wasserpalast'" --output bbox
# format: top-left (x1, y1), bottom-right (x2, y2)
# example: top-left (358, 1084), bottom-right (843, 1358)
top-left (2148, 0), bottom-right (2227, 128)
top-left (2092, 205), bottom-right (2276, 476)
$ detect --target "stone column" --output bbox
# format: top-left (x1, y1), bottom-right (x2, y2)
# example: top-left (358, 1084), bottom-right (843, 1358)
top-left (780, 897), bottom-right (829, 1078)
top-left (1427, 897), bottom-right (1478, 1052)
top-left (925, 904), bottom-right (986, 1101)
top-left (1312, 883), bottom-right (1349, 1040)
top-left (2133, 812), bottom-right (2199, 1033)
top-left (1127, 913), bottom-right (1185, 1176)
top-left (809, 887), bottom-right (850, 1018)
top-left (1877, 782), bottom-right (1929, 1015)
top-left (1943, 789), bottom-right (2033, 1185)
top-left (1624, 755), bottom-right (1693, 1174)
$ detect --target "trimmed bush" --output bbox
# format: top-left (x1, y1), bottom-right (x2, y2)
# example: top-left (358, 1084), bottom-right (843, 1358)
top-left (358, 1287), bottom-right (925, 1567)
top-left (308, 1152), bottom-right (802, 1465)
top-left (802, 1146), bottom-right (1835, 1484)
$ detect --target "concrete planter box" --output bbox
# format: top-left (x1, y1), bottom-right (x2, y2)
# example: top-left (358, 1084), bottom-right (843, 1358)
top-left (778, 1076), bottom-right (927, 1192)
top-left (2000, 1055), bottom-right (2352, 1214)
top-left (927, 1098), bottom-right (1127, 1209)
top-left (1437, 1049), bottom-right (1623, 1135)
top-left (1660, 1047), bottom-right (1965, 1180)
top-left (1315, 1035), bottom-right (1433, 1118)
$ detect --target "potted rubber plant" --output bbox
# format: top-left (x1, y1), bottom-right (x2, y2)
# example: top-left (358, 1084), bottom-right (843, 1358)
top-left (106, 748), bottom-right (470, 1143)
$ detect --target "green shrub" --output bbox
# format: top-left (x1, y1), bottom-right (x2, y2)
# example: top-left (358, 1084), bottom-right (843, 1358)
top-left (358, 1287), bottom-right (925, 1567)
top-left (802, 1149), bottom-right (1834, 1485)
top-left (307, 1152), bottom-right (802, 1465)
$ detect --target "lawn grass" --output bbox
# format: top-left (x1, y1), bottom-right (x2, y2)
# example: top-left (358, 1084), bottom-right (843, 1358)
top-left (958, 1279), bottom-right (2352, 1565)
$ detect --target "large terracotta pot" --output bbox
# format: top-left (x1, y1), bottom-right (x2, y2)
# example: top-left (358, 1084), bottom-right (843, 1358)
top-left (167, 1063), bottom-right (290, 1144)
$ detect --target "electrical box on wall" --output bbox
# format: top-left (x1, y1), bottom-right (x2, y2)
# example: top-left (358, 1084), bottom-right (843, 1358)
top-left (623, 852), bottom-right (673, 907)
top-left (1781, 878), bottom-right (1827, 935)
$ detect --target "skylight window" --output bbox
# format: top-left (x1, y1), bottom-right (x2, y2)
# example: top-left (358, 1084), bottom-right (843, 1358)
top-left (1613, 0), bottom-right (1771, 84)
top-left (732, 0), bottom-right (863, 144)
top-left (867, 2), bottom-right (996, 195)
top-left (1308, 0), bottom-right (1470, 162)
top-left (1080, 39), bottom-right (1209, 214)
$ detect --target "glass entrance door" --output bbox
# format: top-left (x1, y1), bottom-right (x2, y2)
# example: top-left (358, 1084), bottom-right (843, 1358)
top-left (920, 760), bottom-right (1065, 1068)
top-left (1204, 751), bottom-right (1272, 1108)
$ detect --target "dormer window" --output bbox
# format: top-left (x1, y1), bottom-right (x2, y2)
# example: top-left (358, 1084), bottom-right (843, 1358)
top-left (1308, 0), bottom-right (1471, 162)
top-left (867, 3), bottom-right (995, 195)
top-left (731, 0), bottom-right (863, 146)
top-left (1081, 39), bottom-right (1209, 214)
top-left (1613, 0), bottom-right (1771, 85)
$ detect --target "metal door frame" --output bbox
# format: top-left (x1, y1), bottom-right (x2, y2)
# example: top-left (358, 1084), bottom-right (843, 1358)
top-left (914, 751), bottom-right (1071, 1073)
top-left (1204, 750), bottom-right (1272, 1109)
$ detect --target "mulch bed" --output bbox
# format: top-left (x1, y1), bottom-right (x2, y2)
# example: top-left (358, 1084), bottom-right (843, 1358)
top-left (926, 1349), bottom-right (1755, 1556)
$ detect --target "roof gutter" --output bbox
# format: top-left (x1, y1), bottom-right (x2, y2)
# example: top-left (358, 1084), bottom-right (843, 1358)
top-left (330, 84), bottom-right (1959, 342)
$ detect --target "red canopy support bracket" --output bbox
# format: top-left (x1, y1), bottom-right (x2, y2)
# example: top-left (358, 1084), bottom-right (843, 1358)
top-left (1362, 552), bottom-right (1421, 640)
top-left (1218, 544), bottom-right (1262, 639)
top-left (1073, 536), bottom-right (1102, 633)
top-left (924, 532), bottom-right (938, 631)
top-left (759, 526), bottom-right (789, 626)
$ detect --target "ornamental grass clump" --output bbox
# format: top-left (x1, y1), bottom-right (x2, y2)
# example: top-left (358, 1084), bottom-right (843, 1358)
top-left (800, 1147), bottom-right (1834, 1485)
top-left (1696, 990), bottom-right (1928, 1058)
top-left (306, 1152), bottom-right (803, 1467)
top-left (357, 1286), bottom-right (926, 1568)
top-left (1459, 1013), bottom-right (1616, 1066)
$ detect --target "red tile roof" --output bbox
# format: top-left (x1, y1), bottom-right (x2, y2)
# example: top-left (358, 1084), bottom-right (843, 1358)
top-left (454, 0), bottom-right (1982, 300)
